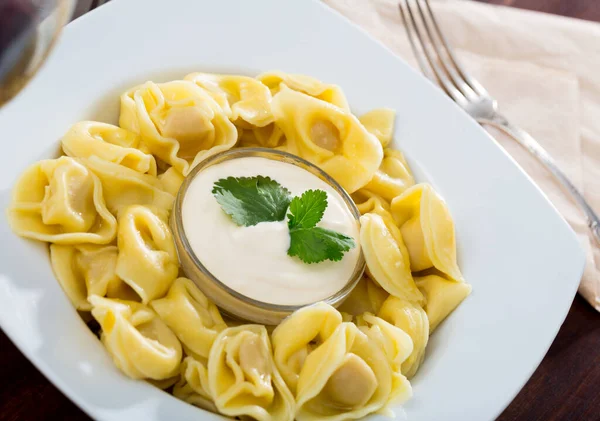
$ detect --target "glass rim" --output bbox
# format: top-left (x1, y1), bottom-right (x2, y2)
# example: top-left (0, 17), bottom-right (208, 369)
top-left (172, 147), bottom-right (366, 314)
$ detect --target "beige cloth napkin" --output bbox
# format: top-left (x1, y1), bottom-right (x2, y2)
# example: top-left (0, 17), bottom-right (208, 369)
top-left (323, 0), bottom-right (600, 311)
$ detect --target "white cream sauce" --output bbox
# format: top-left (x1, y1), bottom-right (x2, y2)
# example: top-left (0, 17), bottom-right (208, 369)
top-left (181, 157), bottom-right (360, 305)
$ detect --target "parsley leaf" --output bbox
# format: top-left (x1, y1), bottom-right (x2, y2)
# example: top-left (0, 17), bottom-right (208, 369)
top-left (288, 227), bottom-right (356, 264)
top-left (287, 189), bottom-right (355, 263)
top-left (212, 175), bottom-right (355, 264)
top-left (287, 189), bottom-right (328, 229)
top-left (212, 176), bottom-right (291, 227)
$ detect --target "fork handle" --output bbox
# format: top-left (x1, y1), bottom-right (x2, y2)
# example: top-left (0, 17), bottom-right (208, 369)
top-left (479, 114), bottom-right (600, 247)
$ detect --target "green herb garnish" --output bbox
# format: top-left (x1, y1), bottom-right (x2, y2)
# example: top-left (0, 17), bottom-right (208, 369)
top-left (213, 177), bottom-right (355, 264)
top-left (287, 190), bottom-right (355, 263)
top-left (287, 189), bottom-right (328, 229)
top-left (212, 176), bottom-right (291, 226)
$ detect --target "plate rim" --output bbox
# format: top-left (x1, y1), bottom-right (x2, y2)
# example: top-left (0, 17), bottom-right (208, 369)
top-left (0, 0), bottom-right (586, 420)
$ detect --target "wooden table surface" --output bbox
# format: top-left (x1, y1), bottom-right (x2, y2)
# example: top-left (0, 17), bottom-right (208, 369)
top-left (2, 1), bottom-right (600, 420)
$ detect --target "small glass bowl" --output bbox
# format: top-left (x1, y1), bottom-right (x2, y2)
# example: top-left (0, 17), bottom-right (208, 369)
top-left (170, 148), bottom-right (366, 325)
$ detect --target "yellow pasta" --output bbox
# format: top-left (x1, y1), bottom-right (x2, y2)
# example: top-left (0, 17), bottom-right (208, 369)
top-left (362, 148), bottom-right (415, 201)
top-left (61, 121), bottom-right (157, 176)
top-left (6, 70), bottom-right (473, 420)
top-left (115, 205), bottom-right (179, 303)
top-left (150, 277), bottom-right (227, 360)
top-left (378, 296), bottom-right (429, 379)
top-left (272, 86), bottom-right (383, 193)
top-left (148, 376), bottom-right (180, 391)
top-left (391, 184), bottom-right (464, 281)
top-left (295, 322), bottom-right (398, 421)
top-left (415, 274), bottom-right (472, 333)
top-left (185, 72), bottom-right (273, 127)
top-left (119, 80), bottom-right (238, 176)
top-left (158, 167), bottom-right (185, 197)
top-left (208, 325), bottom-right (295, 421)
top-left (356, 313), bottom-right (413, 407)
top-left (271, 302), bottom-right (343, 394)
top-left (258, 70), bottom-right (349, 109)
top-left (89, 295), bottom-right (182, 380)
top-left (351, 188), bottom-right (391, 216)
top-left (7, 157), bottom-right (117, 245)
top-left (238, 123), bottom-right (287, 149)
top-left (338, 276), bottom-right (389, 317)
top-left (79, 156), bottom-right (174, 216)
top-left (50, 244), bottom-right (135, 311)
top-left (358, 108), bottom-right (396, 148)
top-left (360, 212), bottom-right (424, 304)
top-left (173, 356), bottom-right (217, 412)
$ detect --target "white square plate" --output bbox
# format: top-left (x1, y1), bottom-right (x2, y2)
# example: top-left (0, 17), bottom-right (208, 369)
top-left (0, 0), bottom-right (585, 420)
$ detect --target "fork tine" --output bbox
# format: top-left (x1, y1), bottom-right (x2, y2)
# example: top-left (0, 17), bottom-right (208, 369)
top-left (422, 0), bottom-right (490, 98)
top-left (398, 2), bottom-right (435, 81)
top-left (399, 0), bottom-right (467, 107)
top-left (415, 0), bottom-right (478, 102)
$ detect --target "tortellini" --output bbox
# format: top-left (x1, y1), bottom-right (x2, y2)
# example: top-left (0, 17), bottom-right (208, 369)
top-left (271, 302), bottom-right (343, 394)
top-left (7, 70), bottom-right (473, 420)
top-left (338, 276), bottom-right (389, 317)
top-left (80, 156), bottom-right (173, 216)
top-left (258, 70), bottom-right (349, 110)
top-left (158, 167), bottom-right (185, 197)
top-left (360, 212), bottom-right (424, 304)
top-left (119, 80), bottom-right (238, 176)
top-left (391, 184), bottom-right (464, 281)
top-left (295, 322), bottom-right (400, 421)
top-left (61, 121), bottom-right (157, 176)
top-left (272, 86), bottom-right (383, 193)
top-left (351, 189), bottom-right (391, 216)
top-left (358, 108), bottom-right (396, 148)
top-left (7, 156), bottom-right (117, 245)
top-left (415, 274), bottom-right (471, 333)
top-left (209, 325), bottom-right (295, 421)
top-left (115, 205), bottom-right (179, 303)
top-left (379, 296), bottom-right (429, 379)
top-left (150, 277), bottom-right (227, 360)
top-left (173, 356), bottom-right (216, 412)
top-left (357, 313), bottom-right (413, 374)
top-left (239, 123), bottom-right (286, 149)
top-left (356, 313), bottom-right (413, 406)
top-left (50, 244), bottom-right (134, 311)
top-left (148, 376), bottom-right (180, 391)
top-left (185, 72), bottom-right (273, 127)
top-left (362, 148), bottom-right (415, 202)
top-left (89, 295), bottom-right (182, 380)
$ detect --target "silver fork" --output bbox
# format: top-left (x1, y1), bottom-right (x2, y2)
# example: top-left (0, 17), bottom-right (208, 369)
top-left (399, 0), bottom-right (600, 246)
